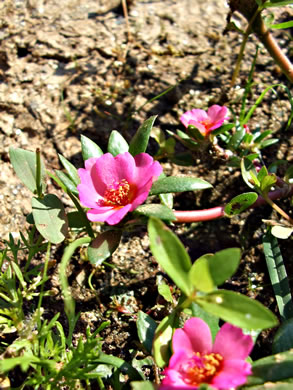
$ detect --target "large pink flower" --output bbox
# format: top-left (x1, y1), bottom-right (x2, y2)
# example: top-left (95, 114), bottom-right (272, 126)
top-left (77, 152), bottom-right (162, 225)
top-left (160, 318), bottom-right (253, 390)
top-left (180, 105), bottom-right (229, 137)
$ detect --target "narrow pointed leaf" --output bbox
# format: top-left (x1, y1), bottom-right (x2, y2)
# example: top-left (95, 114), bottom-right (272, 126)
top-left (55, 170), bottom-right (79, 196)
top-left (81, 135), bottom-right (103, 160)
top-left (148, 217), bottom-right (193, 296)
top-left (32, 194), bottom-right (68, 244)
top-left (88, 230), bottom-right (122, 266)
top-left (196, 290), bottom-right (278, 330)
top-left (9, 148), bottom-right (46, 193)
top-left (150, 176), bottom-right (212, 195)
top-left (107, 130), bottom-right (129, 156)
top-left (58, 154), bottom-right (80, 186)
top-left (129, 116), bottom-right (157, 156)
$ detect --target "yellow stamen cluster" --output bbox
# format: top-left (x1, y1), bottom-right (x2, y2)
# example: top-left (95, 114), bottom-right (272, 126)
top-left (184, 352), bottom-right (223, 386)
top-left (103, 179), bottom-right (131, 206)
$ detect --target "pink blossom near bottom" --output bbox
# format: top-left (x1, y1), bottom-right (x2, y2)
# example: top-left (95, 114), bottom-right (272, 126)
top-left (77, 152), bottom-right (162, 225)
top-left (160, 318), bottom-right (253, 390)
top-left (180, 105), bottom-right (229, 137)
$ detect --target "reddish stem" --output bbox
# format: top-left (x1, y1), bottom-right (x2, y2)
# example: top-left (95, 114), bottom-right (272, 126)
top-left (173, 184), bottom-right (293, 223)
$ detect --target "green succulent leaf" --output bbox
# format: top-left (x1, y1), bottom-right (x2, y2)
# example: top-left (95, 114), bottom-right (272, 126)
top-left (189, 249), bottom-right (241, 292)
top-left (131, 382), bottom-right (156, 390)
top-left (137, 311), bottom-right (158, 354)
top-left (55, 170), bottom-right (79, 196)
top-left (88, 230), bottom-right (122, 266)
top-left (152, 312), bottom-right (177, 368)
top-left (224, 192), bottom-right (258, 216)
top-left (246, 350), bottom-right (293, 386)
top-left (150, 176), bottom-right (212, 195)
top-left (80, 135), bottom-right (103, 160)
top-left (9, 148), bottom-right (46, 193)
top-left (129, 116), bottom-right (157, 156)
top-left (273, 318), bottom-right (293, 354)
top-left (134, 204), bottom-right (175, 221)
top-left (58, 154), bottom-right (80, 186)
top-left (32, 194), bottom-right (68, 244)
top-left (107, 130), bottom-right (129, 156)
top-left (148, 217), bottom-right (193, 296)
top-left (196, 290), bottom-right (278, 330)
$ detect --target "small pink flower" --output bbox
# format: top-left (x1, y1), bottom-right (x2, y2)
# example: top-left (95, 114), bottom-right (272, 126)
top-left (77, 152), bottom-right (162, 225)
top-left (160, 318), bottom-right (253, 390)
top-left (180, 105), bottom-right (229, 137)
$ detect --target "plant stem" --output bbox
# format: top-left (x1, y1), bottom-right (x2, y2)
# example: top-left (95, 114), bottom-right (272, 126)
top-left (173, 184), bottom-right (293, 223)
top-left (253, 14), bottom-right (293, 83)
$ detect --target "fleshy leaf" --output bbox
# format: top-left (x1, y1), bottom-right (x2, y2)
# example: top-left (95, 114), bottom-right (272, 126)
top-left (9, 148), bottom-right (46, 193)
top-left (58, 154), bottom-right (80, 186)
top-left (273, 318), bottom-right (293, 354)
top-left (81, 135), bottom-right (103, 160)
top-left (129, 116), bottom-right (157, 156)
top-left (148, 217), bottom-right (193, 296)
top-left (188, 254), bottom-right (215, 292)
top-left (55, 170), bottom-right (79, 196)
top-left (150, 176), bottom-right (212, 195)
top-left (196, 290), bottom-right (278, 330)
top-left (134, 204), bottom-right (175, 221)
top-left (88, 230), bottom-right (122, 266)
top-left (32, 194), bottom-right (68, 244)
top-left (152, 312), bottom-right (177, 368)
top-left (189, 249), bottom-right (241, 292)
top-left (158, 282), bottom-right (173, 303)
top-left (137, 311), bottom-right (158, 354)
top-left (107, 130), bottom-right (129, 156)
top-left (224, 192), bottom-right (258, 216)
top-left (131, 382), bottom-right (156, 390)
top-left (246, 350), bottom-right (293, 387)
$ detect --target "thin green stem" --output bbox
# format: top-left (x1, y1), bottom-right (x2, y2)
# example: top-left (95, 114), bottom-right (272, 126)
top-left (35, 148), bottom-right (43, 198)
top-left (263, 194), bottom-right (293, 225)
top-left (231, 5), bottom-right (261, 87)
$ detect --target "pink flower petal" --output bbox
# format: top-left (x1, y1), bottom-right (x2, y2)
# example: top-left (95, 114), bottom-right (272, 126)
top-left (133, 153), bottom-right (162, 186)
top-left (77, 168), bottom-right (102, 208)
top-left (211, 359), bottom-right (252, 389)
top-left (213, 323), bottom-right (254, 360)
top-left (87, 204), bottom-right (132, 225)
top-left (172, 318), bottom-right (212, 355)
top-left (207, 106), bottom-right (229, 130)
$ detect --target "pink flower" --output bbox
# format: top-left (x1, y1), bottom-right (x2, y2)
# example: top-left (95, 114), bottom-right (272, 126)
top-left (180, 105), bottom-right (229, 136)
top-left (77, 152), bottom-right (162, 225)
top-left (160, 318), bottom-right (253, 390)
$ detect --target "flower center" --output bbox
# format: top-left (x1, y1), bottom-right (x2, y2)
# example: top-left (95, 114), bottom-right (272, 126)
top-left (180, 352), bottom-right (223, 386)
top-left (199, 119), bottom-right (213, 130)
top-left (102, 179), bottom-right (134, 207)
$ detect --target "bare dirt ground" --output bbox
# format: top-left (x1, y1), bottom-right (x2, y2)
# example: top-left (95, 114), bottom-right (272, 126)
top-left (1, 0), bottom-right (293, 387)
